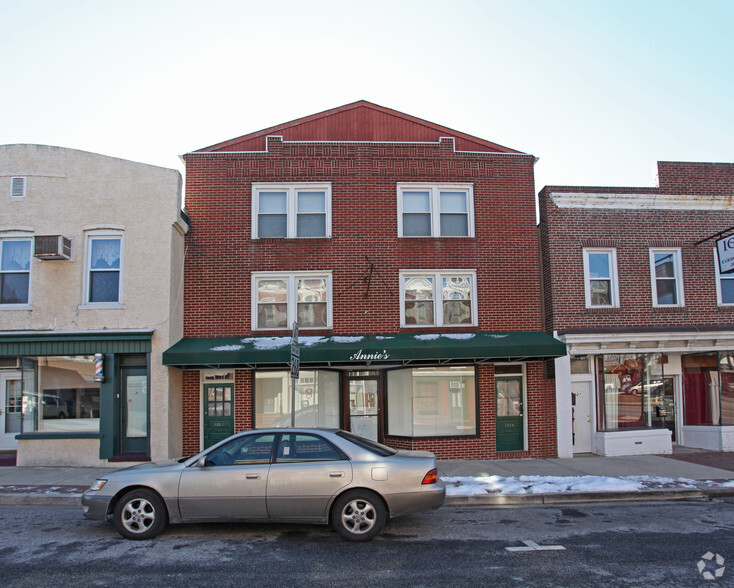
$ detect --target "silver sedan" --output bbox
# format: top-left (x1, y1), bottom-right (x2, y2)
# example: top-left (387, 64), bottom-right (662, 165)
top-left (82, 429), bottom-right (445, 542)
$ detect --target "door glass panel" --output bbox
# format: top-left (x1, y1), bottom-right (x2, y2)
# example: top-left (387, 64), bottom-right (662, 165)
top-left (349, 378), bottom-right (378, 441)
top-left (126, 375), bottom-right (147, 438)
top-left (5, 378), bottom-right (22, 434)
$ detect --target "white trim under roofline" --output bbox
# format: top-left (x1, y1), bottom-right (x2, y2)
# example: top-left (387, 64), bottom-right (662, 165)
top-left (550, 192), bottom-right (734, 211)
top-left (183, 136), bottom-right (533, 158)
top-left (558, 329), bottom-right (734, 355)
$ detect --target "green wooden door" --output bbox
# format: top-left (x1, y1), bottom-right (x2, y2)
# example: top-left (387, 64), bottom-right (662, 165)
top-left (496, 376), bottom-right (524, 452)
top-left (203, 383), bottom-right (234, 448)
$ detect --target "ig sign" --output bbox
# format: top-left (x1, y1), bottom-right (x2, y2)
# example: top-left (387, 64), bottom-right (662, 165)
top-left (717, 235), bottom-right (734, 274)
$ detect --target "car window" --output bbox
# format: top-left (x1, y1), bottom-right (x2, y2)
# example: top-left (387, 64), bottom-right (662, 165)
top-left (276, 433), bottom-right (343, 462)
top-left (205, 433), bottom-right (275, 466)
top-left (336, 430), bottom-right (397, 456)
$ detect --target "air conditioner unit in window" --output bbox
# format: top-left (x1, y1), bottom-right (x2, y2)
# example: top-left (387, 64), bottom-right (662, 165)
top-left (34, 235), bottom-right (72, 260)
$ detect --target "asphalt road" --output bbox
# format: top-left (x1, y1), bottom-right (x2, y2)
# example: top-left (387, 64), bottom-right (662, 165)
top-left (3, 499), bottom-right (734, 587)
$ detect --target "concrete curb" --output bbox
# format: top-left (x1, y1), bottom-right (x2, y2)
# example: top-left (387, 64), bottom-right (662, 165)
top-left (0, 493), bottom-right (82, 506)
top-left (444, 488), bottom-right (707, 506)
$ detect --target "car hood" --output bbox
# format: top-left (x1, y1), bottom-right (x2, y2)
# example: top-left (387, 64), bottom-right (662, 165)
top-left (106, 459), bottom-right (184, 477)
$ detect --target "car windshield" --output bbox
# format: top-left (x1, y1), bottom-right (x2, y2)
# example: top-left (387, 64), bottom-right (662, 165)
top-left (337, 431), bottom-right (397, 457)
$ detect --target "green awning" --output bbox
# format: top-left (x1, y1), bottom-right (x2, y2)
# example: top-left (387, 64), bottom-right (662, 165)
top-left (0, 330), bottom-right (153, 356)
top-left (163, 332), bottom-right (566, 368)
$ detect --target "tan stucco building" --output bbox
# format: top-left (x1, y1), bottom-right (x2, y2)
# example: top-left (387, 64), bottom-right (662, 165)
top-left (0, 144), bottom-right (187, 466)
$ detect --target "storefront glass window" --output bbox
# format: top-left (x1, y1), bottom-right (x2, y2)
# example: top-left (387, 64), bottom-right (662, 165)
top-left (387, 366), bottom-right (476, 437)
top-left (21, 356), bottom-right (101, 433)
top-left (683, 354), bottom-right (720, 425)
top-left (255, 370), bottom-right (339, 428)
top-left (596, 353), bottom-right (664, 431)
top-left (721, 353), bottom-right (734, 426)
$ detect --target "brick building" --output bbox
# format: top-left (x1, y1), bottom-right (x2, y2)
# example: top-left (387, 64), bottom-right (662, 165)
top-left (540, 162), bottom-right (734, 457)
top-left (164, 101), bottom-right (565, 459)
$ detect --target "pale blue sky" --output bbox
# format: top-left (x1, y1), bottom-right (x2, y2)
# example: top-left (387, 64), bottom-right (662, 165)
top-left (1, 0), bottom-right (732, 193)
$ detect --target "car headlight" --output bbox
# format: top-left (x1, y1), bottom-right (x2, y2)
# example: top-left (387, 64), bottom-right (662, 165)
top-left (89, 479), bottom-right (107, 491)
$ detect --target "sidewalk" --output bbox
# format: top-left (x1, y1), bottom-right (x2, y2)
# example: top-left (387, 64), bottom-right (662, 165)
top-left (1, 448), bottom-right (734, 507)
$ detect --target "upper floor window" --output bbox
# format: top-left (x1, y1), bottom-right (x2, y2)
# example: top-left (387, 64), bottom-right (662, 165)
top-left (85, 233), bottom-right (123, 305)
top-left (397, 184), bottom-right (474, 237)
top-left (11, 177), bottom-right (26, 198)
top-left (400, 271), bottom-right (477, 327)
top-left (583, 248), bottom-right (619, 308)
top-left (714, 248), bottom-right (734, 306)
top-left (650, 248), bottom-right (684, 307)
top-left (252, 183), bottom-right (331, 239)
top-left (253, 272), bottom-right (332, 330)
top-left (0, 238), bottom-right (32, 305)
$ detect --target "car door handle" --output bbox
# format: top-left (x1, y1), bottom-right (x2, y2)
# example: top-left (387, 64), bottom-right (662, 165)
top-left (329, 472), bottom-right (344, 478)
top-left (246, 474), bottom-right (261, 480)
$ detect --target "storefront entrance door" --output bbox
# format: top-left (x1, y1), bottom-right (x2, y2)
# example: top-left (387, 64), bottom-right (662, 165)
top-left (204, 383), bottom-right (234, 448)
top-left (0, 372), bottom-right (21, 450)
top-left (572, 381), bottom-right (592, 453)
top-left (347, 372), bottom-right (379, 442)
top-left (496, 376), bottom-right (524, 452)
top-left (120, 368), bottom-right (148, 455)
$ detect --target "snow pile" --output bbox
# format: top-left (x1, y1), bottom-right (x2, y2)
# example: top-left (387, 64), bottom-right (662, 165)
top-left (440, 475), bottom-right (701, 496)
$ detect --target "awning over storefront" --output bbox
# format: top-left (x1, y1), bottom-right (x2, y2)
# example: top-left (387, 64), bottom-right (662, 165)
top-left (162, 332), bottom-right (566, 369)
top-left (0, 330), bottom-right (153, 356)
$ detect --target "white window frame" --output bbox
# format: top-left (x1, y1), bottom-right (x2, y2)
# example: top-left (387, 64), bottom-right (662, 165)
top-left (251, 183), bottom-right (332, 239)
top-left (400, 270), bottom-right (478, 327)
top-left (0, 234), bottom-right (33, 308)
top-left (82, 231), bottom-right (124, 308)
top-left (583, 248), bottom-right (619, 308)
top-left (11, 177), bottom-right (26, 198)
top-left (649, 248), bottom-right (684, 307)
top-left (714, 248), bottom-right (734, 306)
top-left (251, 271), bottom-right (333, 331)
top-left (397, 183), bottom-right (475, 238)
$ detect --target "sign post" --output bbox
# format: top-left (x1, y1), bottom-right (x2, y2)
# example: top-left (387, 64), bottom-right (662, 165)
top-left (290, 322), bottom-right (299, 427)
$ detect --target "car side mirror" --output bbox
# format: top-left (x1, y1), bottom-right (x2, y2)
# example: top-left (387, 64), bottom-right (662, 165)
top-left (197, 457), bottom-right (207, 468)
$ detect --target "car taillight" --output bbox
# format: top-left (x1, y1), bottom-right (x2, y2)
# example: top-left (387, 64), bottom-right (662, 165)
top-left (421, 468), bottom-right (438, 485)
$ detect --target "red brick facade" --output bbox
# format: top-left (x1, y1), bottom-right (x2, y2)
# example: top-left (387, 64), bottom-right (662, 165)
top-left (178, 102), bottom-right (560, 459)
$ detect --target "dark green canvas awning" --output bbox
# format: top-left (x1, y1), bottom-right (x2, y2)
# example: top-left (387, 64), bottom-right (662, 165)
top-left (0, 330), bottom-right (152, 356)
top-left (163, 332), bottom-right (566, 369)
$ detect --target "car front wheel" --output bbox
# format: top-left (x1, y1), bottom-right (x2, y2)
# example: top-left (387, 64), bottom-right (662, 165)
top-left (113, 489), bottom-right (168, 540)
top-left (331, 490), bottom-right (386, 542)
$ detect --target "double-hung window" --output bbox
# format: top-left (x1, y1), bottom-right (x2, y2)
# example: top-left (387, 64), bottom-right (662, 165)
top-left (253, 272), bottom-right (332, 330)
top-left (0, 237), bottom-right (32, 305)
top-left (650, 248), bottom-right (684, 307)
top-left (583, 248), bottom-right (619, 308)
top-left (398, 184), bottom-right (474, 237)
top-left (401, 271), bottom-right (477, 327)
top-left (85, 233), bottom-right (123, 305)
top-left (252, 183), bottom-right (331, 239)
top-left (715, 249), bottom-right (734, 305)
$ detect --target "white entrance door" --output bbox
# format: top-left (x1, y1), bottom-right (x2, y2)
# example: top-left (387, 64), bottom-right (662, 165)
top-left (572, 381), bottom-right (592, 453)
top-left (1, 372), bottom-right (22, 450)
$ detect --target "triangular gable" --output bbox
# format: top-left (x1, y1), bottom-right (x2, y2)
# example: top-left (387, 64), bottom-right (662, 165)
top-left (194, 100), bottom-right (524, 154)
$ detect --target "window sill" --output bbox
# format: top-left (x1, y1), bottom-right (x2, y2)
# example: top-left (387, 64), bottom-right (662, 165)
top-left (17, 432), bottom-right (100, 440)
top-left (78, 303), bottom-right (125, 310)
top-left (0, 304), bottom-right (32, 311)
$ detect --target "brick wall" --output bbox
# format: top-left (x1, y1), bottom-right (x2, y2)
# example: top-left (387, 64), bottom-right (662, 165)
top-left (539, 161), bottom-right (734, 334)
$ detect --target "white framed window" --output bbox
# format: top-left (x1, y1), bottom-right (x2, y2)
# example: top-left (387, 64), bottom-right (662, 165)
top-left (400, 270), bottom-right (477, 327)
top-left (11, 177), bottom-right (26, 198)
top-left (83, 232), bottom-right (124, 306)
top-left (583, 248), bottom-right (619, 308)
top-left (252, 272), bottom-right (332, 330)
top-left (714, 248), bottom-right (734, 306)
top-left (0, 237), bottom-right (32, 306)
top-left (397, 184), bottom-right (474, 237)
top-left (649, 248), bottom-right (684, 307)
top-left (252, 183), bottom-right (331, 239)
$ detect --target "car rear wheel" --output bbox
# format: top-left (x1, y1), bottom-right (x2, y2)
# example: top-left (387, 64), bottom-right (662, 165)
top-left (113, 489), bottom-right (168, 540)
top-left (331, 490), bottom-right (386, 542)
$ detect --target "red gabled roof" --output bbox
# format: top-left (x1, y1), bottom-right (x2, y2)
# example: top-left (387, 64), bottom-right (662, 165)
top-left (194, 100), bottom-right (524, 154)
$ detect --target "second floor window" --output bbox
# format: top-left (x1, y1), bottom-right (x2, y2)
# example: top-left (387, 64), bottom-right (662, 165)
top-left (583, 248), bottom-right (619, 308)
top-left (86, 234), bottom-right (123, 304)
top-left (252, 184), bottom-right (331, 239)
top-left (398, 184), bottom-right (474, 237)
top-left (253, 272), bottom-right (332, 330)
top-left (401, 271), bottom-right (476, 327)
top-left (650, 249), bottom-right (684, 307)
top-left (0, 238), bottom-right (31, 305)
